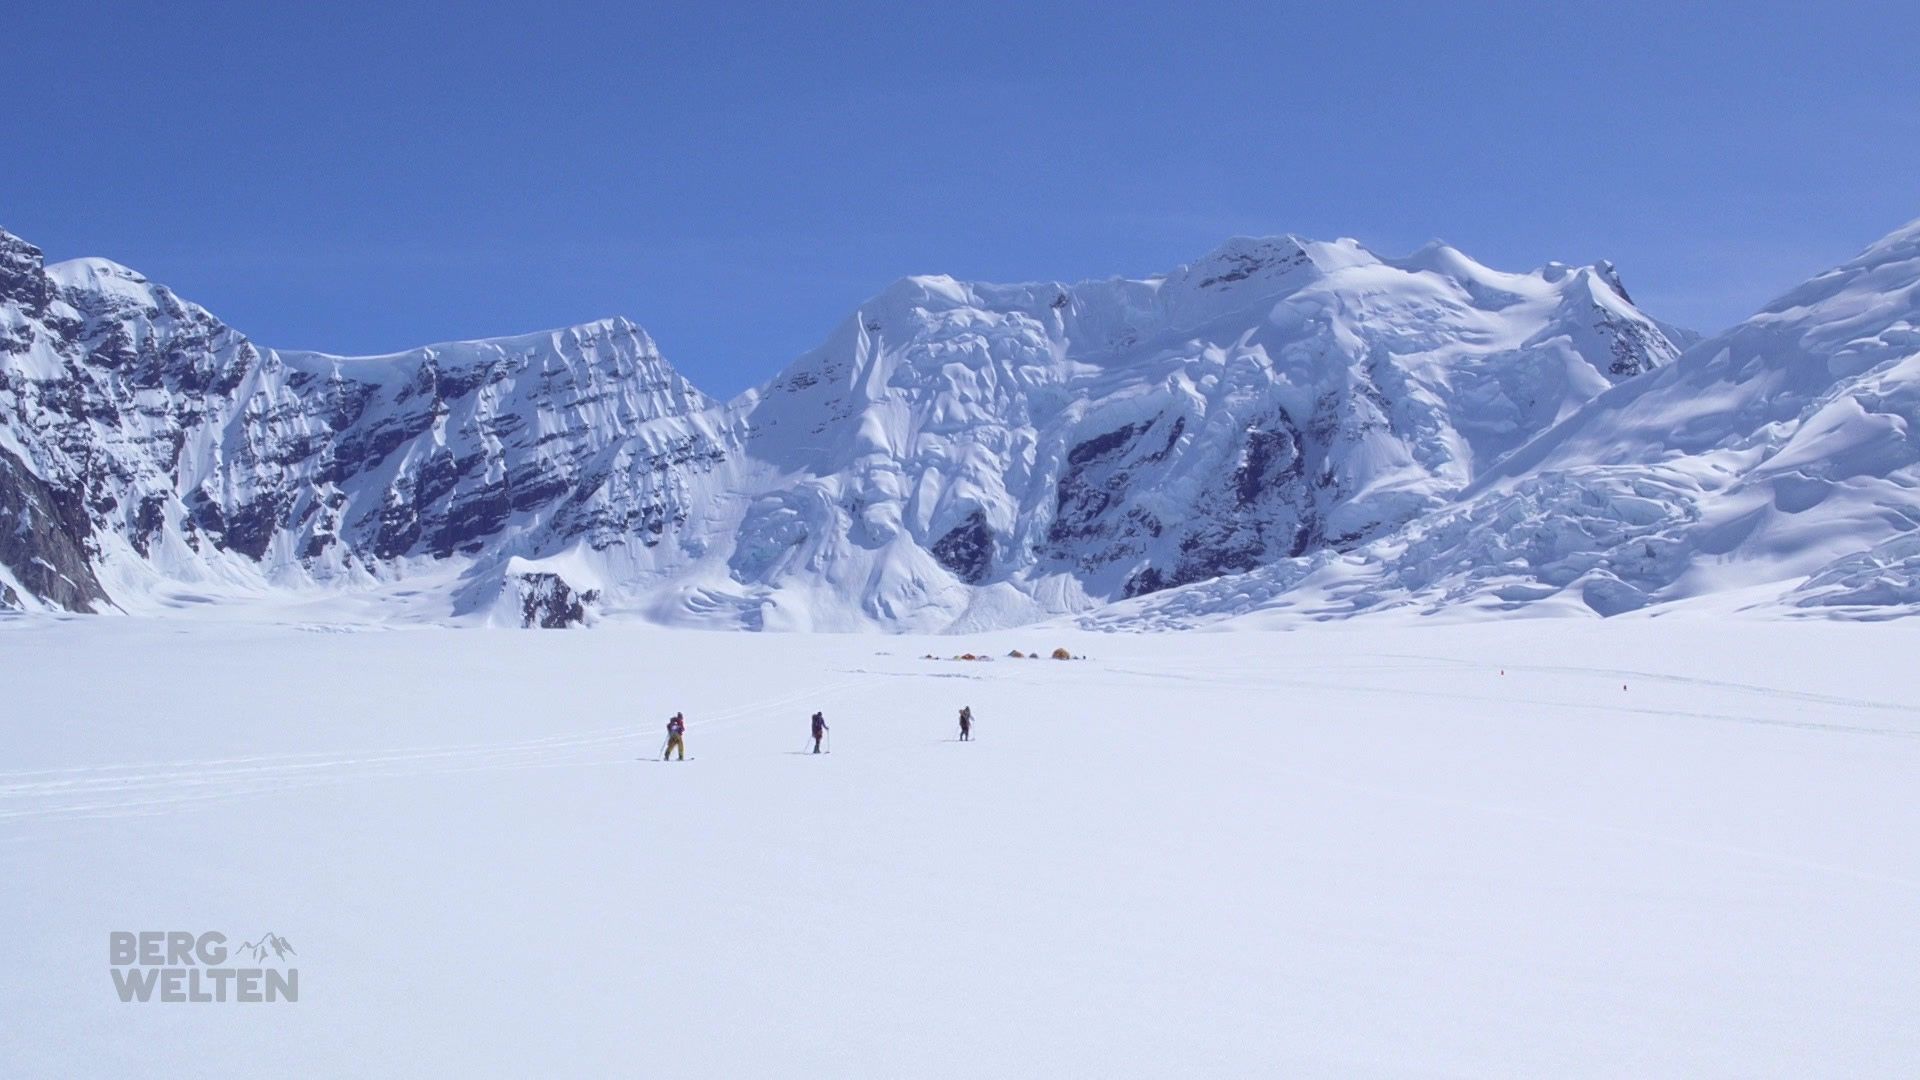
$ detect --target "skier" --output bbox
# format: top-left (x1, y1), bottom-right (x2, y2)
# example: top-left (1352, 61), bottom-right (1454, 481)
top-left (810, 711), bottom-right (829, 754)
top-left (958, 705), bottom-right (973, 741)
top-left (663, 712), bottom-right (687, 761)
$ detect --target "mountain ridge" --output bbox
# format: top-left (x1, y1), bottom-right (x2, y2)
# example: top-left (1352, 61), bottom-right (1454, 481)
top-left (23, 219), bottom-right (1884, 630)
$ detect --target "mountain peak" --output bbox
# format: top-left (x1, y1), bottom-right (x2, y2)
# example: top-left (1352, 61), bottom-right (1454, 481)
top-left (0, 226), bottom-right (53, 311)
top-left (0, 225), bottom-right (42, 260)
top-left (47, 255), bottom-right (149, 284)
top-left (1173, 235), bottom-right (1320, 292)
top-left (869, 273), bottom-right (974, 309)
top-left (42, 255), bottom-right (210, 325)
top-left (1387, 239), bottom-right (1501, 283)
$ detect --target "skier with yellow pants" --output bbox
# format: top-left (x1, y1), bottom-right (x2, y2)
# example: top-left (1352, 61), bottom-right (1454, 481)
top-left (663, 712), bottom-right (687, 761)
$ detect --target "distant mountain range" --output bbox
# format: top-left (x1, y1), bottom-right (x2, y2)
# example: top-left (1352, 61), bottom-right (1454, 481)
top-left (3, 217), bottom-right (1915, 629)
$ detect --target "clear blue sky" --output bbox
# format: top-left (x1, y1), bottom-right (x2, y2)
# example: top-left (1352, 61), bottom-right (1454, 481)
top-left (6, 1), bottom-right (1916, 394)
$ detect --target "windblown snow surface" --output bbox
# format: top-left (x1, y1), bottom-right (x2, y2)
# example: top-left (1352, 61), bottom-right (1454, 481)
top-left (3, 611), bottom-right (1918, 1077)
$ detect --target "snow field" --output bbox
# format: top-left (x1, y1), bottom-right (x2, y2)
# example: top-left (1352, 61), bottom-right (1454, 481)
top-left (2, 616), bottom-right (1917, 1076)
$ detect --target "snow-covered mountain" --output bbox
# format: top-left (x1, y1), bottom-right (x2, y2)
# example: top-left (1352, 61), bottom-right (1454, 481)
top-left (0, 221), bottom-right (1728, 629)
top-left (1090, 217), bottom-right (1920, 629)
top-left (0, 228), bottom-right (735, 619)
top-left (681, 236), bottom-right (1679, 629)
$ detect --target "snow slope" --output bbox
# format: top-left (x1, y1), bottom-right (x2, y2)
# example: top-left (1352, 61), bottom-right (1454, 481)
top-left (1091, 217), bottom-right (1920, 628)
top-left (3, 616), bottom-right (1917, 1076)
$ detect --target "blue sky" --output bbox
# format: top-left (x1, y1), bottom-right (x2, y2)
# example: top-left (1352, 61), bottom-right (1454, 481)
top-left (6, 1), bottom-right (1917, 394)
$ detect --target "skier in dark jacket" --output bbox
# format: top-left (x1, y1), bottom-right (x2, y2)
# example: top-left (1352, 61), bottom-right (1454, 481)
top-left (810, 711), bottom-right (829, 754)
top-left (958, 706), bottom-right (973, 741)
top-left (663, 713), bottom-right (686, 761)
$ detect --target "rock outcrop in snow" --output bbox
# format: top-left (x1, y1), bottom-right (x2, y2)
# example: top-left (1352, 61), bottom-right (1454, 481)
top-left (509, 569), bottom-right (600, 629)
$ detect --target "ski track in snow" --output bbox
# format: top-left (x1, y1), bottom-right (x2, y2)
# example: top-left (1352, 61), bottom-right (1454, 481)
top-left (838, 666), bottom-right (987, 679)
top-left (7, 650), bottom-right (1910, 831)
top-left (1375, 652), bottom-right (1920, 716)
top-left (0, 675), bottom-right (888, 826)
top-left (1098, 660), bottom-right (1920, 739)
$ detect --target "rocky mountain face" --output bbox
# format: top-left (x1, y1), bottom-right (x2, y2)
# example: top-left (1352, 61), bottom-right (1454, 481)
top-left (3, 225), bottom-right (1690, 627)
top-left (0, 228), bottom-right (732, 619)
top-left (1088, 217), bottom-right (1920, 628)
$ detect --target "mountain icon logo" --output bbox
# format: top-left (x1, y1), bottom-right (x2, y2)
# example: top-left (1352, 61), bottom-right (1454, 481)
top-left (234, 933), bottom-right (296, 963)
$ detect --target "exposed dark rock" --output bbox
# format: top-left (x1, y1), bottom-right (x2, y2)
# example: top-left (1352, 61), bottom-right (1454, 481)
top-left (931, 510), bottom-right (994, 584)
top-left (1122, 566), bottom-right (1166, 597)
top-left (222, 492), bottom-right (294, 560)
top-left (129, 494), bottom-right (169, 557)
top-left (0, 445), bottom-right (109, 612)
top-left (1598, 309), bottom-right (1669, 377)
top-left (1048, 422), bottom-right (1144, 546)
top-left (514, 572), bottom-right (599, 628)
top-left (0, 229), bottom-right (54, 314)
top-left (1231, 418), bottom-right (1304, 507)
